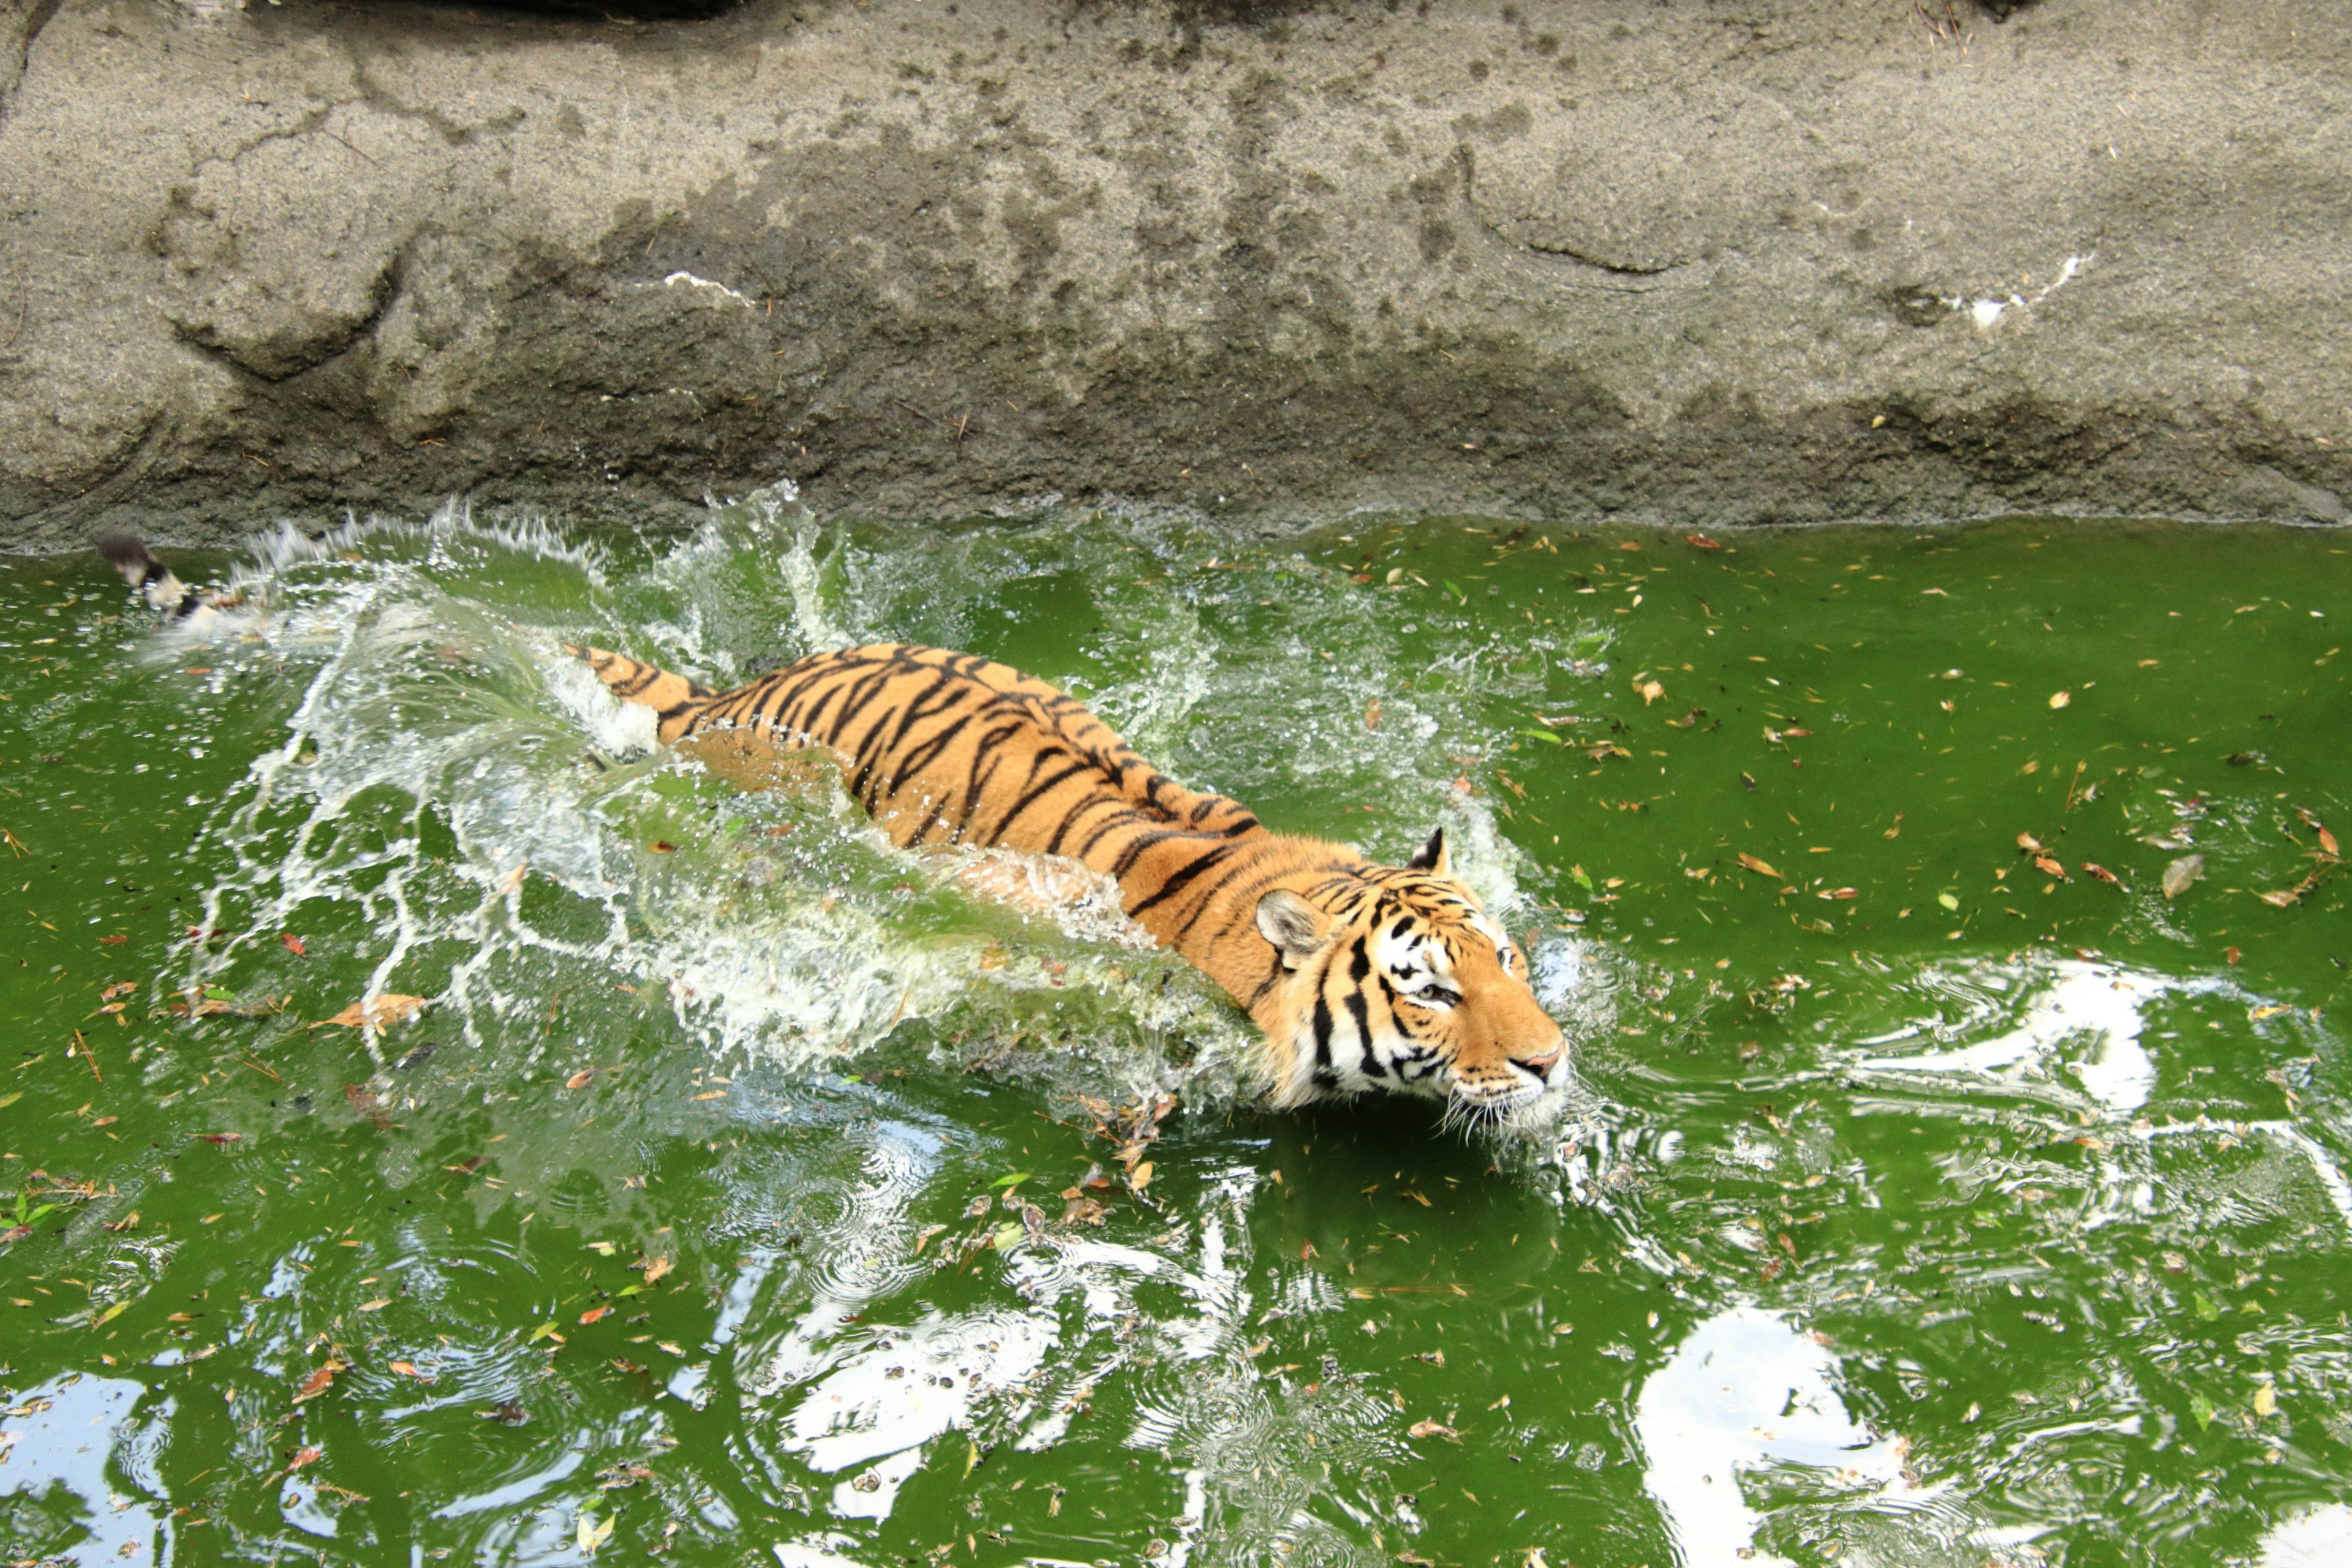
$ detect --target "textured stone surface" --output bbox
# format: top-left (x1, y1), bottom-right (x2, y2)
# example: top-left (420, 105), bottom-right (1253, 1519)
top-left (0, 0), bottom-right (2347, 547)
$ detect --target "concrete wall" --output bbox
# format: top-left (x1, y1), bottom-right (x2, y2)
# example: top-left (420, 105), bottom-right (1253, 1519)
top-left (2, 0), bottom-right (2347, 545)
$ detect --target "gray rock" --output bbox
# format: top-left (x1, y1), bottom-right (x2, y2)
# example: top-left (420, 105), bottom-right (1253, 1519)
top-left (1, 0), bottom-right (2347, 547)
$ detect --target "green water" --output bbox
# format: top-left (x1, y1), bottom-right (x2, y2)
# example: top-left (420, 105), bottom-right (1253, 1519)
top-left (1, 494), bottom-right (2347, 1568)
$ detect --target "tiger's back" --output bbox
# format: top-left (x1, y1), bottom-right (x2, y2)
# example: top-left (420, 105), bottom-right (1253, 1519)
top-left (573, 643), bottom-right (1261, 924)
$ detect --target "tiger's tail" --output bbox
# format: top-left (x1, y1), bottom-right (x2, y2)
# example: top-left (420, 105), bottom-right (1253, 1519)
top-left (96, 532), bottom-right (200, 620)
top-left (564, 644), bottom-right (716, 742)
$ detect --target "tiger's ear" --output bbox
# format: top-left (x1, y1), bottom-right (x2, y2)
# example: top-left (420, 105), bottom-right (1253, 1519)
top-left (1406, 826), bottom-right (1450, 875)
top-left (1254, 889), bottom-right (1328, 969)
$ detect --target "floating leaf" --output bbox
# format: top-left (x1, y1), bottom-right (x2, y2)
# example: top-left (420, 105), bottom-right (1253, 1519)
top-left (1819, 888), bottom-right (1858, 901)
top-left (1684, 533), bottom-right (1723, 551)
top-left (293, 1359), bottom-right (347, 1403)
top-left (2188, 1390), bottom-right (2220, 1425)
top-left (2082, 862), bottom-right (2121, 885)
top-left (2016, 832), bottom-right (2046, 853)
top-left (649, 841), bottom-right (676, 853)
top-left (565, 1069), bottom-right (595, 1090)
top-left (1408, 1420), bottom-right (1458, 1440)
top-left (2258, 888), bottom-right (2301, 908)
top-left (2320, 826), bottom-right (2341, 858)
top-left (1363, 699), bottom-right (1381, 731)
top-left (317, 994), bottom-right (428, 1031)
top-left (279, 933), bottom-right (306, 957)
top-left (2034, 856), bottom-right (2067, 880)
top-left (527, 1321), bottom-right (564, 1344)
top-left (578, 1511), bottom-right (615, 1553)
top-left (579, 1305), bottom-right (614, 1325)
top-left (1518, 727), bottom-right (1563, 746)
top-left (989, 1171), bottom-right (1033, 1189)
top-left (1634, 678), bottom-right (1664, 706)
top-left (1736, 854), bottom-right (1784, 881)
top-left (2253, 1384), bottom-right (2278, 1417)
top-left (641, 1255), bottom-right (671, 1287)
top-left (0, 1090), bottom-right (20, 1111)
top-left (287, 1446), bottom-right (322, 1473)
top-left (1129, 1161), bottom-right (1155, 1191)
top-left (357, 1298), bottom-right (391, 1311)
top-left (2048, 690), bottom-right (2071, 709)
top-left (2161, 854), bottom-right (2206, 901)
top-left (1937, 892), bottom-right (1961, 911)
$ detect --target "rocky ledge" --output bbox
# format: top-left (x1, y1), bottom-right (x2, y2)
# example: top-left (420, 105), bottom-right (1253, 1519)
top-left (1, 0), bottom-right (2347, 546)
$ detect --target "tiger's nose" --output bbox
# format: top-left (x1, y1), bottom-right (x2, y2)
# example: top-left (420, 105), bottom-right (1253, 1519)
top-left (1514, 1038), bottom-right (1565, 1077)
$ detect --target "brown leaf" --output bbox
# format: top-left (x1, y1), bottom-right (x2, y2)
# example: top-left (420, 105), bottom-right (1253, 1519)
top-left (280, 933), bottom-right (306, 957)
top-left (445, 1156), bottom-right (488, 1174)
top-left (1818, 887), bottom-right (1858, 900)
top-left (2225, 946), bottom-right (2242, 966)
top-left (1129, 1160), bottom-right (1155, 1191)
top-left (1737, 853), bottom-right (1784, 881)
top-left (1407, 1420), bottom-right (1459, 1440)
top-left (565, 1069), bottom-right (596, 1090)
top-left (579, 1305), bottom-right (614, 1325)
top-left (649, 841), bottom-right (677, 854)
top-left (293, 1359), bottom-right (347, 1404)
top-left (641, 1255), bottom-right (671, 1286)
top-left (0, 1225), bottom-right (31, 1245)
top-left (1060, 1196), bottom-right (1109, 1227)
top-left (2034, 856), bottom-right (2068, 880)
top-left (287, 1446), bottom-right (322, 1473)
top-left (1684, 533), bottom-right (1723, 551)
top-left (318, 994), bottom-right (428, 1031)
top-left (2016, 832), bottom-right (2046, 853)
top-left (2257, 888), bottom-right (2302, 908)
top-left (1363, 699), bottom-right (1381, 731)
top-left (2081, 862), bottom-right (2121, 885)
top-left (97, 935), bottom-right (127, 946)
top-left (200, 1132), bottom-right (242, 1145)
top-left (344, 1084), bottom-right (390, 1128)
top-left (2319, 826), bottom-right (2342, 858)
top-left (388, 1361), bottom-right (424, 1378)
top-left (1634, 678), bottom-right (1664, 705)
top-left (2161, 854), bottom-right (2206, 901)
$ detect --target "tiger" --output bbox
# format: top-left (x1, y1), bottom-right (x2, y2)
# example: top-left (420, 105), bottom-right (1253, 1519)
top-left (570, 641), bottom-right (1570, 1119)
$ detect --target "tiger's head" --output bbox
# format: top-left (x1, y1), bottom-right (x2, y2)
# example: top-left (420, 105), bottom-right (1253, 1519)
top-left (1252, 829), bottom-right (1569, 1122)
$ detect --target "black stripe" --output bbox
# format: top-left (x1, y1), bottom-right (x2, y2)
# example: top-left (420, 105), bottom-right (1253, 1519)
top-left (884, 707), bottom-right (980, 801)
top-left (1170, 858), bottom-right (1270, 942)
top-left (1346, 989), bottom-right (1383, 1077)
top-left (1124, 840), bottom-right (1240, 919)
top-left (986, 758), bottom-right (1096, 845)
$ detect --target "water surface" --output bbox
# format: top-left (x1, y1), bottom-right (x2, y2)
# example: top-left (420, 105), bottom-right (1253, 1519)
top-left (1, 494), bottom-right (2346, 1567)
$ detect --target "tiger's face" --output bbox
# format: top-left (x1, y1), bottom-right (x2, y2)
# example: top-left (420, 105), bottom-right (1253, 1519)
top-left (1254, 830), bottom-right (1569, 1121)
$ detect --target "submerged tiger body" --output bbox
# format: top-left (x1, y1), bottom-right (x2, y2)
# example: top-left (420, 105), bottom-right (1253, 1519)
top-left (571, 641), bottom-right (1569, 1117)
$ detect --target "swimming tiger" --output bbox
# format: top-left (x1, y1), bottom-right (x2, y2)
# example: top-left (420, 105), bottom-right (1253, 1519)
top-left (571, 641), bottom-right (1569, 1118)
